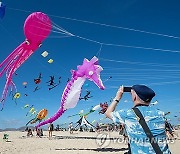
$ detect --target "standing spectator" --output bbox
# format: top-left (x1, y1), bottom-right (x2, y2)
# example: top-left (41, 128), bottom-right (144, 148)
top-left (69, 122), bottom-right (73, 134)
top-left (40, 129), bottom-right (43, 136)
top-left (48, 123), bottom-right (54, 138)
top-left (36, 128), bottom-right (41, 138)
top-left (27, 128), bottom-right (33, 137)
top-left (165, 120), bottom-right (175, 140)
top-left (106, 85), bottom-right (171, 154)
top-left (96, 123), bottom-right (101, 133)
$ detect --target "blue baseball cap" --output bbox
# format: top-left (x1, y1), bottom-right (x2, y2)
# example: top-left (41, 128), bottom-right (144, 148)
top-left (132, 85), bottom-right (155, 102)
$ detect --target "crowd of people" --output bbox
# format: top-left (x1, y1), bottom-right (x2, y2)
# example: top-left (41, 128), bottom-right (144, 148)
top-left (26, 128), bottom-right (43, 138)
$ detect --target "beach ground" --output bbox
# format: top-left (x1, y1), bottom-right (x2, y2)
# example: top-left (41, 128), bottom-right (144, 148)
top-left (0, 130), bottom-right (179, 154)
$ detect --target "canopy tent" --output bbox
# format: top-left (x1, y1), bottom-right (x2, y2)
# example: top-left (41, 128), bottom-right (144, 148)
top-left (74, 116), bottom-right (95, 130)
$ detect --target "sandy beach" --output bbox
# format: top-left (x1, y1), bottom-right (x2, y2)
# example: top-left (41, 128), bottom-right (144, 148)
top-left (0, 130), bottom-right (179, 154)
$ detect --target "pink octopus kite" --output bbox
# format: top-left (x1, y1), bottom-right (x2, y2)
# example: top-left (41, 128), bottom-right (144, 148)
top-left (0, 12), bottom-right (52, 110)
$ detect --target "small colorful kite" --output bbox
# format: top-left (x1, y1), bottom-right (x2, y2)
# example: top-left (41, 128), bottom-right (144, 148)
top-left (13, 92), bottom-right (21, 105)
top-left (41, 51), bottom-right (48, 57)
top-left (22, 82), bottom-right (28, 88)
top-left (26, 105), bottom-right (35, 116)
top-left (48, 59), bottom-right (53, 63)
top-left (34, 73), bottom-right (42, 84)
top-left (22, 104), bottom-right (29, 109)
top-left (33, 86), bottom-right (41, 92)
top-left (99, 102), bottom-right (108, 114)
top-left (46, 76), bottom-right (61, 90)
top-left (79, 90), bottom-right (92, 101)
top-left (26, 109), bottom-right (48, 125)
top-left (14, 92), bottom-right (20, 99)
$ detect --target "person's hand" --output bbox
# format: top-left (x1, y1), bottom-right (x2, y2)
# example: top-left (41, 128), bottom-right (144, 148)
top-left (115, 85), bottom-right (124, 100)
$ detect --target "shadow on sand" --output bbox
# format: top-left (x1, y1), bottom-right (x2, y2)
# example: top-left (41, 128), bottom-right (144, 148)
top-left (55, 147), bottom-right (128, 152)
top-left (54, 135), bottom-right (128, 152)
top-left (4, 140), bottom-right (12, 142)
top-left (54, 135), bottom-right (116, 140)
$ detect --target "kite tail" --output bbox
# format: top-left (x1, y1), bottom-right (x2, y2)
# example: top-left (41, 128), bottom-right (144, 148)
top-left (36, 107), bottom-right (66, 128)
top-left (26, 118), bottom-right (36, 126)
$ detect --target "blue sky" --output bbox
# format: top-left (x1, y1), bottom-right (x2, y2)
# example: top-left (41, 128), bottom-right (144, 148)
top-left (0, 0), bottom-right (180, 129)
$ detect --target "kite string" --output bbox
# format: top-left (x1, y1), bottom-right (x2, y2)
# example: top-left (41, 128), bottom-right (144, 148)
top-left (100, 58), bottom-right (180, 68)
top-left (103, 67), bottom-right (180, 71)
top-left (48, 15), bottom-right (180, 40)
top-left (6, 7), bottom-right (180, 54)
top-left (108, 76), bottom-right (180, 81)
top-left (73, 34), bottom-right (180, 53)
top-left (147, 80), bottom-right (180, 86)
top-left (29, 20), bottom-right (73, 37)
top-left (106, 80), bottom-right (180, 88)
top-left (96, 44), bottom-right (103, 59)
top-left (49, 17), bottom-right (180, 54)
top-left (51, 20), bottom-right (74, 36)
top-left (32, 22), bottom-right (180, 54)
top-left (29, 16), bottom-right (72, 36)
top-left (7, 7), bottom-right (180, 40)
top-left (102, 73), bottom-right (180, 77)
top-left (26, 29), bottom-right (72, 39)
top-left (28, 24), bottom-right (69, 36)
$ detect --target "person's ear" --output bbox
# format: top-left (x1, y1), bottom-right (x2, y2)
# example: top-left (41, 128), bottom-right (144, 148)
top-left (133, 95), bottom-right (136, 102)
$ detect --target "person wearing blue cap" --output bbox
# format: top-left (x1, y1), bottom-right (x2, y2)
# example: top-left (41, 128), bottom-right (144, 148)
top-left (106, 85), bottom-right (171, 154)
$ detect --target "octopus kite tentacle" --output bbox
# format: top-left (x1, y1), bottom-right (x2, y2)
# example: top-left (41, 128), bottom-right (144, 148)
top-left (0, 48), bottom-right (32, 110)
top-left (1, 51), bottom-right (24, 100)
top-left (0, 45), bottom-right (24, 68)
top-left (0, 12), bottom-right (51, 108)
top-left (36, 56), bottom-right (105, 128)
top-left (0, 46), bottom-right (24, 77)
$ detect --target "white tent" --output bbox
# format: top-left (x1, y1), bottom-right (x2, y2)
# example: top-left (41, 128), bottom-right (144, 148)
top-left (75, 116), bottom-right (95, 129)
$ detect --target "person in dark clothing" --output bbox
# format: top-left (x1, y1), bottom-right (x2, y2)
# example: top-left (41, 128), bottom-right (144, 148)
top-left (48, 123), bottom-right (54, 138)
